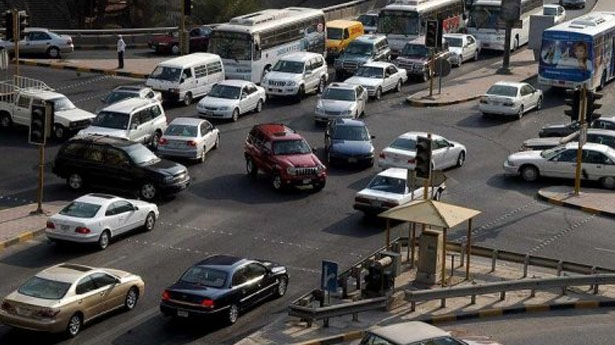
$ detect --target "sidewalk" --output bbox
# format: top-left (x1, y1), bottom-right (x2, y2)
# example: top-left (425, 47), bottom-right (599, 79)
top-left (18, 56), bottom-right (167, 79)
top-left (0, 203), bottom-right (64, 251)
top-left (235, 254), bottom-right (615, 345)
top-left (538, 186), bottom-right (615, 217)
top-left (407, 49), bottom-right (537, 107)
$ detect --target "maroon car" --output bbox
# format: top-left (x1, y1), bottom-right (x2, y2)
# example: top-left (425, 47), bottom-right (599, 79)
top-left (149, 26), bottom-right (212, 55)
top-left (244, 124), bottom-right (327, 192)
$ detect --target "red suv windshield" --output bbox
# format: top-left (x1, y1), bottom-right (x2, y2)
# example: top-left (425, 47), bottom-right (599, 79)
top-left (272, 140), bottom-right (311, 155)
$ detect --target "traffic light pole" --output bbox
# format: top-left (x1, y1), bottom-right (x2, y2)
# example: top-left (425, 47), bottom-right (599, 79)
top-left (574, 85), bottom-right (587, 196)
top-left (428, 49), bottom-right (435, 98)
top-left (35, 144), bottom-right (44, 213)
top-left (12, 9), bottom-right (18, 77)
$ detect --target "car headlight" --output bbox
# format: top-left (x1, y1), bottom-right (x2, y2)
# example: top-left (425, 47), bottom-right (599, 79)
top-left (164, 175), bottom-right (174, 183)
top-left (316, 104), bottom-right (324, 113)
top-left (287, 81), bottom-right (297, 87)
top-left (287, 167), bottom-right (298, 175)
top-left (366, 85), bottom-right (376, 90)
top-left (316, 163), bottom-right (326, 172)
top-left (342, 109), bottom-right (353, 116)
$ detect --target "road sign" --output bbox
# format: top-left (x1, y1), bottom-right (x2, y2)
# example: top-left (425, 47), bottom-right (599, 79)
top-left (436, 58), bottom-right (451, 78)
top-left (321, 260), bottom-right (338, 293)
top-left (579, 123), bottom-right (588, 147)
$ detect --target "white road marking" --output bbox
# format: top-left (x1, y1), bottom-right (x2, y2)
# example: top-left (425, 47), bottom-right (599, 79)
top-left (595, 247), bottom-right (615, 254)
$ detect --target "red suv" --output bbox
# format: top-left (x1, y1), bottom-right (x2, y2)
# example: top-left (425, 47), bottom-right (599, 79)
top-left (244, 124), bottom-right (327, 191)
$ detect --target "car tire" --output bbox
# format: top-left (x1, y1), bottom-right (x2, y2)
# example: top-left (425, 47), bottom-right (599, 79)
top-left (124, 287), bottom-right (139, 311)
top-left (295, 85), bottom-right (305, 103)
top-left (395, 79), bottom-right (402, 93)
top-left (98, 230), bottom-right (111, 250)
top-left (536, 97), bottom-right (543, 111)
top-left (601, 176), bottom-right (615, 189)
top-left (144, 212), bottom-right (156, 232)
top-left (246, 156), bottom-right (257, 178)
top-left (198, 149), bottom-right (206, 163)
top-left (47, 46), bottom-right (60, 59)
top-left (171, 44), bottom-right (180, 55)
top-left (66, 313), bottom-right (83, 338)
top-left (517, 105), bottom-right (524, 119)
top-left (0, 112), bottom-right (12, 129)
top-left (474, 50), bottom-right (479, 61)
top-left (255, 99), bottom-right (263, 113)
top-left (53, 124), bottom-right (66, 140)
top-left (456, 151), bottom-right (466, 168)
top-left (227, 304), bottom-right (239, 325)
top-left (317, 77), bottom-right (326, 94)
top-left (214, 134), bottom-right (220, 150)
top-left (151, 130), bottom-right (162, 149)
top-left (183, 92), bottom-right (193, 106)
top-left (67, 173), bottom-right (84, 191)
top-left (272, 172), bottom-right (284, 191)
top-left (140, 183), bottom-right (157, 201)
top-left (313, 181), bottom-right (326, 192)
top-left (374, 87), bottom-right (382, 100)
top-left (274, 276), bottom-right (288, 298)
top-left (231, 108), bottom-right (239, 122)
top-left (520, 165), bottom-right (539, 182)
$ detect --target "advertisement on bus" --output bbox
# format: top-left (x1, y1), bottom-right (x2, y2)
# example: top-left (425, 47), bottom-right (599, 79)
top-left (539, 31), bottom-right (593, 83)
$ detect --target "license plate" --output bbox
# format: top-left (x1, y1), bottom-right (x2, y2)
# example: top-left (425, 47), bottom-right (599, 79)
top-left (61, 225), bottom-right (70, 231)
top-left (16, 307), bottom-right (32, 316)
top-left (303, 178), bottom-right (311, 185)
top-left (348, 158), bottom-right (357, 163)
top-left (177, 310), bottom-right (189, 318)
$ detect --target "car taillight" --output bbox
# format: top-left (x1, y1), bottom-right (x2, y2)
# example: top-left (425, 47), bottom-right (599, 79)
top-left (161, 290), bottom-right (170, 301)
top-left (384, 201), bottom-right (399, 208)
top-left (355, 196), bottom-right (370, 204)
top-left (46, 221), bottom-right (55, 229)
top-left (159, 137), bottom-right (168, 145)
top-left (186, 140), bottom-right (197, 147)
top-left (75, 227), bottom-right (90, 234)
top-left (407, 158), bottom-right (415, 164)
top-left (200, 298), bottom-right (214, 308)
top-left (36, 308), bottom-right (60, 319)
top-left (1, 301), bottom-right (15, 313)
top-left (379, 152), bottom-right (385, 159)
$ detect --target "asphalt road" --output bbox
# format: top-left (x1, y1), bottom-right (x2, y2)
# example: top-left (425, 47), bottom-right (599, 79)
top-left (0, 1), bottom-right (607, 344)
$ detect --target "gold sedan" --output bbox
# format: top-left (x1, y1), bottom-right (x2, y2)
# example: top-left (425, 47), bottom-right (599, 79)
top-left (0, 263), bottom-right (144, 337)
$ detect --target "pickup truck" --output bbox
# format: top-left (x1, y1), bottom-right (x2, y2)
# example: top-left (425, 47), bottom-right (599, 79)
top-left (0, 76), bottom-right (96, 139)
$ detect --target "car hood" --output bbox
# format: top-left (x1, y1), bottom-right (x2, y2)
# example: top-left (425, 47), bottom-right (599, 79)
top-left (338, 55), bottom-right (371, 64)
top-left (143, 159), bottom-right (186, 176)
top-left (356, 188), bottom-right (404, 202)
top-left (524, 137), bottom-right (561, 147)
top-left (56, 108), bottom-right (96, 122)
top-left (345, 76), bottom-right (383, 87)
top-left (167, 280), bottom-right (227, 300)
top-left (265, 71), bottom-right (303, 82)
top-left (448, 47), bottom-right (463, 55)
top-left (198, 96), bottom-right (238, 108)
top-left (277, 153), bottom-right (322, 167)
top-left (78, 126), bottom-right (129, 139)
top-left (507, 150), bottom-right (542, 162)
top-left (331, 140), bottom-right (373, 155)
top-left (397, 56), bottom-right (429, 64)
top-left (320, 99), bottom-right (355, 111)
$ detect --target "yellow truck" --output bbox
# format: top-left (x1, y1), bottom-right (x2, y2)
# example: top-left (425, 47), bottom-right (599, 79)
top-left (326, 20), bottom-right (364, 59)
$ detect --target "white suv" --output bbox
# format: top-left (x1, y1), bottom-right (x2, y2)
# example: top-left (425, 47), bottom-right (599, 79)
top-left (79, 98), bottom-right (168, 148)
top-left (262, 52), bottom-right (328, 101)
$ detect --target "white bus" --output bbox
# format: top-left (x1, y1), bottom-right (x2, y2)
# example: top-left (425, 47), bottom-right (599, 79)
top-left (208, 7), bottom-right (326, 84)
top-left (467, 0), bottom-right (543, 51)
top-left (539, 12), bottom-right (615, 90)
top-left (377, 0), bottom-right (466, 55)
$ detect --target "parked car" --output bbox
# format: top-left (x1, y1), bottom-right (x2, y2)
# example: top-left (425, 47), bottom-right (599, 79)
top-left (46, 193), bottom-right (158, 250)
top-left (344, 62), bottom-right (408, 100)
top-left (261, 52), bottom-right (328, 101)
top-left (395, 37), bottom-right (451, 82)
top-left (314, 83), bottom-right (368, 123)
top-left (378, 132), bottom-right (466, 171)
top-left (52, 136), bottom-right (190, 200)
top-left (354, 168), bottom-right (446, 215)
top-left (357, 12), bottom-right (379, 34)
top-left (244, 123), bottom-right (326, 191)
top-left (196, 80), bottom-right (266, 121)
top-left (334, 34), bottom-right (392, 79)
top-left (543, 4), bottom-right (567, 25)
top-left (479, 81), bottom-right (543, 119)
top-left (538, 117), bottom-right (615, 138)
top-left (560, 0), bottom-right (585, 9)
top-left (592, 116), bottom-right (615, 130)
top-left (158, 117), bottom-right (220, 162)
top-left (325, 118), bottom-right (374, 167)
top-left (0, 28), bottom-right (73, 58)
top-left (148, 26), bottom-right (213, 55)
top-left (503, 142), bottom-right (615, 188)
top-left (0, 263), bottom-right (144, 337)
top-left (160, 255), bottom-right (288, 325)
top-left (97, 85), bottom-right (161, 113)
top-left (522, 129), bottom-right (615, 151)
top-left (356, 321), bottom-right (501, 345)
top-left (444, 33), bottom-right (480, 67)
top-left (326, 20), bottom-right (364, 59)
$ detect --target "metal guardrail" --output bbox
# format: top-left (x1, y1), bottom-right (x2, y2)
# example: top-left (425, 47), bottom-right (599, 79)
top-left (289, 296), bottom-right (386, 326)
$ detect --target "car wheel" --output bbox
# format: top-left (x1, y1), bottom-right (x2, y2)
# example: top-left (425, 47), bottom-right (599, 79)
top-left (183, 92), bottom-right (193, 106)
top-left (67, 173), bottom-right (83, 191)
top-left (395, 79), bottom-right (402, 93)
top-left (47, 46), bottom-right (60, 58)
top-left (517, 105), bottom-right (524, 119)
top-left (520, 165), bottom-right (539, 182)
top-left (375, 87), bottom-right (382, 100)
top-left (295, 85), bottom-right (305, 102)
top-left (231, 108), bottom-right (239, 122)
top-left (274, 276), bottom-right (288, 298)
top-left (536, 97), bottom-right (543, 111)
top-left (0, 112), bottom-right (12, 129)
top-left (144, 212), bottom-right (156, 232)
top-left (140, 183), bottom-right (157, 201)
top-left (66, 313), bottom-right (82, 338)
top-left (198, 149), bottom-right (206, 163)
top-left (313, 181), bottom-right (326, 192)
top-left (317, 77), bottom-right (326, 94)
top-left (52, 124), bottom-right (66, 140)
top-left (151, 130), bottom-right (162, 149)
top-left (214, 134), bottom-right (220, 149)
top-left (457, 57), bottom-right (462, 67)
top-left (246, 156), bottom-right (257, 178)
top-left (171, 44), bottom-right (180, 55)
top-left (601, 176), bottom-right (615, 189)
top-left (98, 230), bottom-right (111, 250)
top-left (227, 304), bottom-right (239, 325)
top-left (272, 173), bottom-right (284, 191)
top-left (456, 151), bottom-right (466, 168)
top-left (474, 50), bottom-right (479, 61)
top-left (255, 99), bottom-right (263, 113)
top-left (124, 287), bottom-right (139, 311)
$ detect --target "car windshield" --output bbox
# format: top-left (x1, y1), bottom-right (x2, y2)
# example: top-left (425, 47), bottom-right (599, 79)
top-left (333, 125), bottom-right (369, 141)
top-left (52, 97), bottom-right (76, 111)
top-left (124, 144), bottom-right (160, 165)
top-left (543, 7), bottom-right (557, 15)
top-left (150, 66), bottom-right (182, 82)
top-left (486, 85), bottom-right (518, 97)
top-left (18, 276), bottom-right (71, 300)
top-left (273, 139), bottom-right (312, 155)
top-left (92, 111), bottom-right (130, 130)
top-left (355, 66), bottom-right (383, 78)
top-left (327, 28), bottom-right (343, 40)
top-left (401, 44), bottom-right (429, 58)
top-left (272, 60), bottom-right (304, 74)
top-left (165, 124), bottom-right (198, 137)
top-left (358, 14), bottom-right (377, 27)
top-left (390, 137), bottom-right (416, 151)
top-left (59, 201), bottom-right (101, 218)
top-left (180, 266), bottom-right (227, 288)
top-left (445, 37), bottom-right (463, 48)
top-left (323, 88), bottom-right (355, 101)
top-left (345, 42), bottom-right (373, 56)
top-left (208, 84), bottom-right (241, 99)
top-left (106, 91), bottom-right (135, 104)
top-left (541, 146), bottom-right (567, 158)
top-left (367, 175), bottom-right (406, 194)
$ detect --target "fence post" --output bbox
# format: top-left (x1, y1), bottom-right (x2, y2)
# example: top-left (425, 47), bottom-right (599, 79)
top-left (411, 301), bottom-right (416, 312)
top-left (324, 318), bottom-right (329, 328)
top-left (523, 254), bottom-right (530, 278)
top-left (450, 255), bottom-right (455, 277)
top-left (460, 244), bottom-right (465, 267)
top-left (590, 266), bottom-right (597, 292)
top-left (470, 295), bottom-right (476, 304)
top-left (530, 289), bottom-right (536, 298)
top-left (557, 260), bottom-right (563, 276)
top-left (352, 312), bottom-right (359, 322)
top-left (440, 298), bottom-right (446, 308)
top-left (593, 284), bottom-right (599, 295)
top-left (491, 250), bottom-right (498, 273)
top-left (499, 291), bottom-right (506, 301)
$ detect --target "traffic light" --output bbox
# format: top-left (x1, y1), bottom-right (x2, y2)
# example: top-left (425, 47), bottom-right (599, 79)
top-left (586, 90), bottom-right (603, 123)
top-left (4, 11), bottom-right (13, 41)
top-left (183, 0), bottom-right (192, 15)
top-left (425, 20), bottom-right (439, 48)
top-left (18, 11), bottom-right (28, 36)
top-left (415, 136), bottom-right (432, 179)
top-left (564, 88), bottom-right (580, 120)
top-left (29, 103), bottom-right (47, 145)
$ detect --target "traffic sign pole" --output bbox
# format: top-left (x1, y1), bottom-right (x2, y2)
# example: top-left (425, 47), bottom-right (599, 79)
top-left (12, 9), bottom-right (18, 78)
top-left (574, 85), bottom-right (587, 196)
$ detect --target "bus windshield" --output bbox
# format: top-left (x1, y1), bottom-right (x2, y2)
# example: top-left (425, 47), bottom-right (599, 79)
top-left (378, 11), bottom-right (420, 35)
top-left (469, 5), bottom-right (500, 29)
top-left (209, 31), bottom-right (252, 61)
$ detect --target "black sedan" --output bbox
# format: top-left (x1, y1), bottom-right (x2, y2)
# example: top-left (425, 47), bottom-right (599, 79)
top-left (538, 121), bottom-right (580, 138)
top-left (160, 255), bottom-right (289, 324)
top-left (325, 118), bottom-right (375, 167)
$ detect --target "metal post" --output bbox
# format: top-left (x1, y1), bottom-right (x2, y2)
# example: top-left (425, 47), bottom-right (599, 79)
top-left (523, 254), bottom-right (530, 278)
top-left (411, 223), bottom-right (416, 269)
top-left (574, 85), bottom-right (587, 196)
top-left (385, 219), bottom-right (390, 250)
top-left (441, 227), bottom-right (447, 287)
top-left (557, 260), bottom-right (563, 276)
top-left (180, 0), bottom-right (186, 55)
top-left (450, 255), bottom-right (455, 277)
top-left (438, 60), bottom-right (443, 95)
top-left (466, 218), bottom-right (472, 280)
top-left (13, 9), bottom-right (19, 78)
top-left (459, 244), bottom-right (465, 268)
top-left (428, 48), bottom-right (434, 97)
top-left (491, 249), bottom-right (498, 273)
top-left (36, 145), bottom-right (44, 213)
top-left (500, 23), bottom-right (512, 73)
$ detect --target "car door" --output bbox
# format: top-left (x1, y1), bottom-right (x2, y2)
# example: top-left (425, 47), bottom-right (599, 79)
top-left (526, 84), bottom-right (540, 108)
top-left (431, 138), bottom-right (452, 170)
top-left (91, 272), bottom-right (125, 312)
top-left (543, 149), bottom-right (577, 178)
top-left (200, 121), bottom-right (215, 151)
top-left (13, 94), bottom-right (32, 125)
top-left (246, 84), bottom-right (260, 111)
top-left (74, 275), bottom-right (107, 321)
top-left (305, 59), bottom-right (318, 91)
top-left (239, 87), bottom-right (250, 114)
top-left (103, 203), bottom-right (123, 236)
top-left (112, 200), bottom-right (141, 233)
top-left (582, 150), bottom-right (614, 181)
top-left (82, 144), bottom-right (109, 186)
top-left (103, 147), bottom-right (133, 190)
top-left (128, 108), bottom-right (151, 143)
top-left (232, 266), bottom-right (259, 307)
top-left (246, 263), bottom-right (275, 301)
top-left (465, 36), bottom-right (477, 61)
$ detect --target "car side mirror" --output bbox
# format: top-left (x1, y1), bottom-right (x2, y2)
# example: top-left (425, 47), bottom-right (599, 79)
top-left (305, 70), bottom-right (312, 76)
top-left (114, 277), bottom-right (121, 285)
top-left (180, 77), bottom-right (185, 84)
top-left (132, 204), bottom-right (139, 211)
top-left (312, 148), bottom-right (317, 153)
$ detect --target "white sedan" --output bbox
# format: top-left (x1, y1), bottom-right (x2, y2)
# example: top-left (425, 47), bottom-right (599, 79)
top-left (444, 33), bottom-right (480, 67)
top-left (503, 142), bottom-right (615, 189)
top-left (543, 4), bottom-right (566, 25)
top-left (196, 80), bottom-right (266, 122)
top-left (344, 62), bottom-right (407, 100)
top-left (158, 117), bottom-right (220, 163)
top-left (378, 132), bottom-right (466, 171)
top-left (353, 168), bottom-right (446, 214)
top-left (46, 194), bottom-right (159, 250)
top-left (479, 81), bottom-right (543, 119)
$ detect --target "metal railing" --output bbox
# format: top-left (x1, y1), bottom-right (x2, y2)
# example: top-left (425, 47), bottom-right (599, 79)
top-left (289, 296), bottom-right (386, 327)
top-left (0, 76), bottom-right (53, 103)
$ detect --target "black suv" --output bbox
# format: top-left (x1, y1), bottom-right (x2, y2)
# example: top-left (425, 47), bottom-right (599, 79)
top-left (53, 136), bottom-right (190, 200)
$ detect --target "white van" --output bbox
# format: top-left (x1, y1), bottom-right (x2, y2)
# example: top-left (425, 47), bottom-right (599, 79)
top-left (145, 53), bottom-right (225, 106)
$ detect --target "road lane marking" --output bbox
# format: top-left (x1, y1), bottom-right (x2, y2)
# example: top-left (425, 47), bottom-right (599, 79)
top-left (594, 247), bottom-right (615, 254)
top-left (100, 255), bottom-right (127, 267)
top-left (528, 214), bottom-right (595, 255)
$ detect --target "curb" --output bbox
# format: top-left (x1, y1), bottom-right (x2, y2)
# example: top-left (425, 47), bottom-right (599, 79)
top-left (0, 227), bottom-right (45, 251)
top-left (406, 95), bottom-right (480, 108)
top-left (75, 43), bottom-right (149, 50)
top-left (537, 192), bottom-right (612, 217)
top-left (292, 300), bottom-right (615, 345)
top-left (18, 60), bottom-right (149, 79)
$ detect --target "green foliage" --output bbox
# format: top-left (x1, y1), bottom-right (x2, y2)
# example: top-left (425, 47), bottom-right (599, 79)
top-left (190, 0), bottom-right (263, 24)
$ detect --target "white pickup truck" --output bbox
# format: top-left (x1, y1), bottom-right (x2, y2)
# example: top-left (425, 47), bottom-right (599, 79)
top-left (0, 76), bottom-right (96, 139)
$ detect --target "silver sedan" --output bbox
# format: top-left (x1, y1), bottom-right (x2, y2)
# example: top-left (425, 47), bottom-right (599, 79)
top-left (157, 117), bottom-right (220, 163)
top-left (0, 28), bottom-right (74, 58)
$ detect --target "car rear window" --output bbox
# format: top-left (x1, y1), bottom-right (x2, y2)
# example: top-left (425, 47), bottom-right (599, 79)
top-left (18, 276), bottom-right (71, 300)
top-left (486, 85), bottom-right (518, 97)
top-left (390, 137), bottom-right (416, 151)
top-left (59, 201), bottom-right (101, 218)
top-left (180, 266), bottom-right (227, 288)
top-left (367, 175), bottom-right (406, 194)
top-left (165, 124), bottom-right (198, 137)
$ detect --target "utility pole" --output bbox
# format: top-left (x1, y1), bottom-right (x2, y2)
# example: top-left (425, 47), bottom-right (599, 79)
top-left (180, 0), bottom-right (186, 55)
top-left (12, 9), bottom-right (18, 77)
top-left (429, 49), bottom-right (435, 97)
top-left (574, 84), bottom-right (587, 196)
